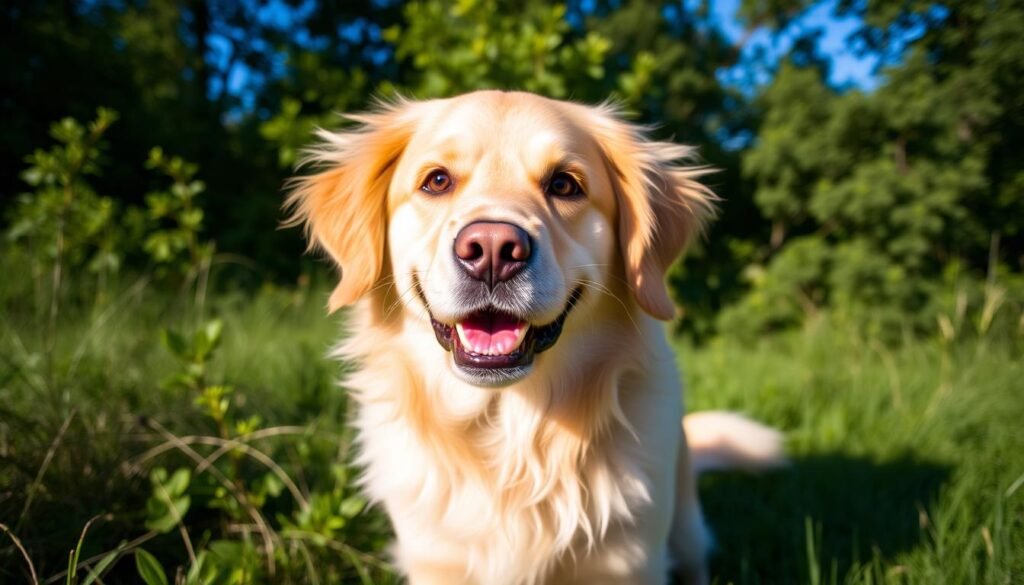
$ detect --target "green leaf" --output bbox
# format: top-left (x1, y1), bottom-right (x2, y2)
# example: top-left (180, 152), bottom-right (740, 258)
top-left (179, 208), bottom-right (203, 229)
top-left (165, 467), bottom-right (191, 496)
top-left (21, 167), bottom-right (43, 186)
top-left (259, 472), bottom-right (283, 499)
top-left (340, 495), bottom-right (367, 518)
top-left (207, 540), bottom-right (247, 565)
top-left (183, 551), bottom-right (209, 585)
top-left (145, 494), bottom-right (190, 533)
top-left (146, 467), bottom-right (192, 533)
top-left (161, 372), bottom-right (198, 390)
top-left (194, 385), bottom-right (231, 421)
top-left (204, 319), bottom-right (223, 348)
top-left (161, 329), bottom-right (190, 360)
top-left (149, 468), bottom-right (168, 485)
top-left (194, 319), bottom-right (223, 359)
top-left (147, 147), bottom-right (164, 168)
top-left (82, 548), bottom-right (121, 585)
top-left (134, 549), bottom-right (168, 585)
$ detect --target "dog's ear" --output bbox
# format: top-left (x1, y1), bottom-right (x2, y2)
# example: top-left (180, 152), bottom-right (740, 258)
top-left (587, 106), bottom-right (717, 321)
top-left (284, 101), bottom-right (419, 312)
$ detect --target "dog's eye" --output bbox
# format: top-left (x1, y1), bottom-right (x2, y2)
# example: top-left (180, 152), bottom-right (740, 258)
top-left (546, 172), bottom-right (582, 198)
top-left (421, 170), bottom-right (453, 195)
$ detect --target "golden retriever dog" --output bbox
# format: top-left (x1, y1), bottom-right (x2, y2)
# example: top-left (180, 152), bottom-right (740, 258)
top-left (286, 90), bottom-right (783, 585)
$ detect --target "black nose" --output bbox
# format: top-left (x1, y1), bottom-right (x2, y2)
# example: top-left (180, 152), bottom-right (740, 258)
top-left (453, 221), bottom-right (532, 287)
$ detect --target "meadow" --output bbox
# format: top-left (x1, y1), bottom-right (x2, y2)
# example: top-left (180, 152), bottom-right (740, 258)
top-left (1, 272), bottom-right (1020, 584)
top-left (3, 2), bottom-right (1023, 582)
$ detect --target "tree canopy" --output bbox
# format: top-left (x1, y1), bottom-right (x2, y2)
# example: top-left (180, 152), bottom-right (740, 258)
top-left (3, 0), bottom-right (1021, 337)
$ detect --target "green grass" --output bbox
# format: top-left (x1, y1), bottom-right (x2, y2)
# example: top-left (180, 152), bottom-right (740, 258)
top-left (1, 278), bottom-right (1021, 584)
top-left (682, 323), bottom-right (1023, 584)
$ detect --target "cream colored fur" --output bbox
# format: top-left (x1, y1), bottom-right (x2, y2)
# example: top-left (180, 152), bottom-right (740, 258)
top-left (286, 91), bottom-right (784, 585)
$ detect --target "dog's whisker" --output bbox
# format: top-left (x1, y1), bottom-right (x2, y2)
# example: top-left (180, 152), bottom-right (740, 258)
top-left (381, 269), bottom-right (435, 322)
top-left (382, 284), bottom-right (419, 321)
top-left (576, 279), bottom-right (644, 337)
top-left (364, 275), bottom-right (399, 297)
top-left (569, 264), bottom-right (634, 289)
top-left (569, 263), bottom-right (611, 269)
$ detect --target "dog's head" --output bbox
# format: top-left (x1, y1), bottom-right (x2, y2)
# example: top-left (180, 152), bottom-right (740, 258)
top-left (287, 91), bottom-right (715, 387)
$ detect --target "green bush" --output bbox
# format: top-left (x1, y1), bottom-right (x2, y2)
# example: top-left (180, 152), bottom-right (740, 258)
top-left (724, 0), bottom-right (1024, 337)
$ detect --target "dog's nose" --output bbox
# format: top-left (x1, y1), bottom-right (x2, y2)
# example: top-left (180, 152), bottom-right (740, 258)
top-left (454, 221), bottom-right (532, 286)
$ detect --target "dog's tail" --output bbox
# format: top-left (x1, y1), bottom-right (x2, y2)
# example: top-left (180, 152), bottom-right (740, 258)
top-left (683, 411), bottom-right (787, 475)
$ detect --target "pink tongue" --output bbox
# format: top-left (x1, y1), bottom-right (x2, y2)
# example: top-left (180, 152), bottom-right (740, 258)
top-left (460, 312), bottom-right (525, 355)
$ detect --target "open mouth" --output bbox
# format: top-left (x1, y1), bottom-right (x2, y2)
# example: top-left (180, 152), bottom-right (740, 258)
top-left (427, 288), bottom-right (582, 384)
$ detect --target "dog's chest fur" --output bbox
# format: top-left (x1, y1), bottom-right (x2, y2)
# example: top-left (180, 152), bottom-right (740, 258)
top-left (339, 314), bottom-right (683, 585)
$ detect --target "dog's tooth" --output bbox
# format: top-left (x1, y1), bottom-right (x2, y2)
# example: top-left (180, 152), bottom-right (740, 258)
top-left (514, 326), bottom-right (529, 349)
top-left (455, 323), bottom-right (470, 349)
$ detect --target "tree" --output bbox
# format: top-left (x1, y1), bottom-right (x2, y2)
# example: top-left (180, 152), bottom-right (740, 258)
top-left (722, 0), bottom-right (1024, 337)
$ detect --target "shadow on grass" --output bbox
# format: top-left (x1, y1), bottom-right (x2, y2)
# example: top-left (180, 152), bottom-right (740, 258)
top-left (698, 454), bottom-right (951, 584)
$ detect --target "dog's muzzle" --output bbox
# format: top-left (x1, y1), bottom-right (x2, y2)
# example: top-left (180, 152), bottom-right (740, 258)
top-left (425, 287), bottom-right (582, 387)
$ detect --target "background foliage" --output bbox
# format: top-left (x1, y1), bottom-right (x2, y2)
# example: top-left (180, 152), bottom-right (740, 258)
top-left (1, 0), bottom-right (1021, 583)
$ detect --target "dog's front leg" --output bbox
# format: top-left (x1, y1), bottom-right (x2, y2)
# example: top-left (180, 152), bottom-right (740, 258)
top-left (668, 424), bottom-right (711, 585)
top-left (391, 523), bottom-right (473, 585)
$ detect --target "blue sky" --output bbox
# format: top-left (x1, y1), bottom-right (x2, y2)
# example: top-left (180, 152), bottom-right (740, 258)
top-left (219, 0), bottom-right (881, 107)
top-left (711, 0), bottom-right (879, 91)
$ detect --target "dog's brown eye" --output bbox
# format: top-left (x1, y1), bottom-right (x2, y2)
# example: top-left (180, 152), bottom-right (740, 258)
top-left (421, 170), bottom-right (453, 194)
top-left (547, 172), bottom-right (582, 198)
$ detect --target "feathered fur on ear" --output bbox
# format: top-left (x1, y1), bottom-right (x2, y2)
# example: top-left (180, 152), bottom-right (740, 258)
top-left (585, 105), bottom-right (718, 321)
top-left (283, 100), bottom-right (420, 312)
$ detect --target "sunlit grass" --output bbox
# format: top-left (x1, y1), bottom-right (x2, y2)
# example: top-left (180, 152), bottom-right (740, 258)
top-left (1, 279), bottom-right (1021, 583)
top-left (681, 320), bottom-right (1023, 583)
